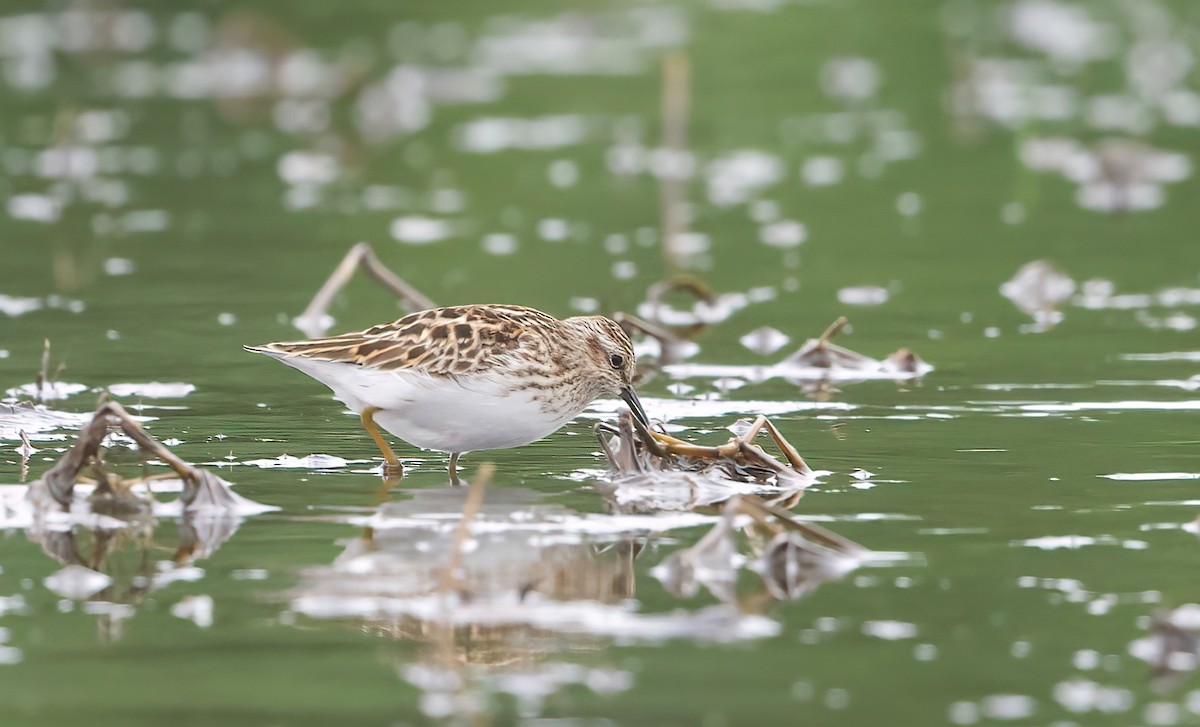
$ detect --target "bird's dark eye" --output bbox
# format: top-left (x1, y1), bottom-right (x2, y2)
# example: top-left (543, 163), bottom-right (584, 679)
top-left (609, 353), bottom-right (625, 369)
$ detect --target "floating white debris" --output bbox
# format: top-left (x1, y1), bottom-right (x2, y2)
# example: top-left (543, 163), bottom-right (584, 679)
top-left (838, 286), bottom-right (889, 306)
top-left (820, 57), bottom-right (880, 100)
top-left (389, 216), bottom-right (451, 244)
top-left (456, 115), bottom-right (588, 153)
top-left (1000, 260), bottom-right (1075, 327)
top-left (895, 192), bottom-right (922, 217)
top-left (739, 327), bottom-right (790, 355)
top-left (108, 382), bottom-right (196, 398)
top-left (0, 403), bottom-right (90, 441)
top-left (537, 218), bottom-right (569, 242)
top-left (861, 620), bottom-right (917, 640)
top-left (548, 159), bottom-right (578, 188)
top-left (5, 382), bottom-right (88, 401)
top-left (481, 233), bottom-right (518, 256)
top-left (586, 396), bottom-right (853, 422)
top-left (7, 194), bottom-right (60, 223)
top-left (171, 595), bottom-right (214, 628)
top-left (242, 454), bottom-right (355, 469)
top-left (1008, 0), bottom-right (1115, 64)
top-left (981, 693), bottom-right (1037, 721)
top-left (705, 150), bottom-right (784, 206)
top-left (759, 220), bottom-right (807, 248)
top-left (103, 258), bottom-right (136, 276)
top-left (0, 295), bottom-right (43, 317)
top-left (43, 565), bottom-right (112, 600)
top-left (1099, 472), bottom-right (1200, 481)
top-left (1015, 535), bottom-right (1147, 550)
top-left (277, 151), bottom-right (339, 186)
top-left (801, 156), bottom-right (845, 186)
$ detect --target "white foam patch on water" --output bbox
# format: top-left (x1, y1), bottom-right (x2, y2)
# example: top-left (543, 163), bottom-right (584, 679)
top-left (0, 403), bottom-right (92, 440)
top-left (43, 565), bottom-right (113, 600)
top-left (1120, 351), bottom-right (1200, 362)
top-left (1100, 472), bottom-right (1200, 481)
top-left (171, 595), bottom-right (214, 628)
top-left (663, 359), bottom-right (931, 384)
top-left (1015, 535), bottom-right (1148, 550)
top-left (4, 382), bottom-right (88, 400)
top-left (107, 382), bottom-right (195, 398)
top-left (585, 397), bottom-right (854, 421)
top-left (0, 295), bottom-right (43, 317)
top-left (456, 115), bottom-right (589, 153)
top-left (1097, 377), bottom-right (1200, 392)
top-left (1019, 400), bottom-right (1200, 412)
top-left (240, 454), bottom-right (360, 469)
top-left (861, 620), bottom-right (918, 640)
top-left (390, 216), bottom-right (452, 244)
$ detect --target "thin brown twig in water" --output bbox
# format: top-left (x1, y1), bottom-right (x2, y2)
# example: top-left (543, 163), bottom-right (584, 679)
top-left (659, 52), bottom-right (691, 271)
top-left (439, 462), bottom-right (493, 595)
top-left (18, 430), bottom-right (32, 483)
top-left (818, 316), bottom-right (849, 346)
top-left (36, 339), bottom-right (50, 404)
top-left (295, 242), bottom-right (437, 338)
top-left (38, 402), bottom-right (200, 507)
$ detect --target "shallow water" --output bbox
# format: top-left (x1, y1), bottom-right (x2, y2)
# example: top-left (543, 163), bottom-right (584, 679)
top-left (4, 0), bottom-right (1200, 724)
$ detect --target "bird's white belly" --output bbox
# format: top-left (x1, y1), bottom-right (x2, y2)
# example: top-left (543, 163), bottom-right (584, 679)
top-left (372, 386), bottom-right (569, 452)
top-left (268, 354), bottom-right (576, 452)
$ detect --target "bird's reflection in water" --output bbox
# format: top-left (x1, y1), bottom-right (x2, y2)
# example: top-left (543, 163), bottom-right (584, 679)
top-left (287, 481), bottom-right (888, 720)
top-left (289, 484), bottom-right (654, 720)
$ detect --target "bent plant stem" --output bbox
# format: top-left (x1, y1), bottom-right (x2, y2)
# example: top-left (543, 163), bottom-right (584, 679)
top-left (645, 274), bottom-right (717, 340)
top-left (36, 339), bottom-right (50, 404)
top-left (593, 422), bottom-right (625, 472)
top-left (819, 316), bottom-right (849, 346)
top-left (295, 242), bottom-right (437, 338)
top-left (39, 401), bottom-right (206, 508)
top-left (745, 416), bottom-right (812, 475)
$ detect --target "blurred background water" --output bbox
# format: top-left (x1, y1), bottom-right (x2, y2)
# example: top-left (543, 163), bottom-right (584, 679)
top-left (3, 0), bottom-right (1200, 724)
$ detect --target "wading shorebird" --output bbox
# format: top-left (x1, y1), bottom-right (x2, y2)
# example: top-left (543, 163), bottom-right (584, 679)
top-left (246, 304), bottom-right (648, 481)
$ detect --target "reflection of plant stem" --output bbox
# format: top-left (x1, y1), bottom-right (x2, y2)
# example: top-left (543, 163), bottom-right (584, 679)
top-left (659, 52), bottom-right (690, 272)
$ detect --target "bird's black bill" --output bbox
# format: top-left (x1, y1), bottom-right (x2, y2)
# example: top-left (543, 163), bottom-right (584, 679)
top-left (619, 386), bottom-right (649, 426)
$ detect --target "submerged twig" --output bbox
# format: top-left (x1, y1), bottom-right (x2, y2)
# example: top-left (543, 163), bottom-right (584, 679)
top-left (18, 429), bottom-right (34, 483)
top-left (29, 401), bottom-right (254, 513)
top-left (295, 242), bottom-right (436, 337)
top-left (35, 339), bottom-right (50, 404)
top-left (783, 316), bottom-right (928, 376)
top-left (599, 410), bottom-right (814, 488)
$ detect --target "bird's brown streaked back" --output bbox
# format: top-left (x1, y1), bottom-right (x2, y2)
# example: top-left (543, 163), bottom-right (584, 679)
top-left (245, 305), bottom-right (562, 377)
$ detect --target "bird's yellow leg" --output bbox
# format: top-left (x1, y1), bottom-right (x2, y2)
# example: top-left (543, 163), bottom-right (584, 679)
top-left (360, 406), bottom-right (402, 475)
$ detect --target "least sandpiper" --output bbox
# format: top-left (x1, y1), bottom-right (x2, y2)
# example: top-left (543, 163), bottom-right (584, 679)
top-left (246, 304), bottom-right (648, 478)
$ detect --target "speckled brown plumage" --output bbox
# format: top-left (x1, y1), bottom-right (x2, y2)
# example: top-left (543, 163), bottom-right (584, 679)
top-left (256, 304), bottom-right (636, 383)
